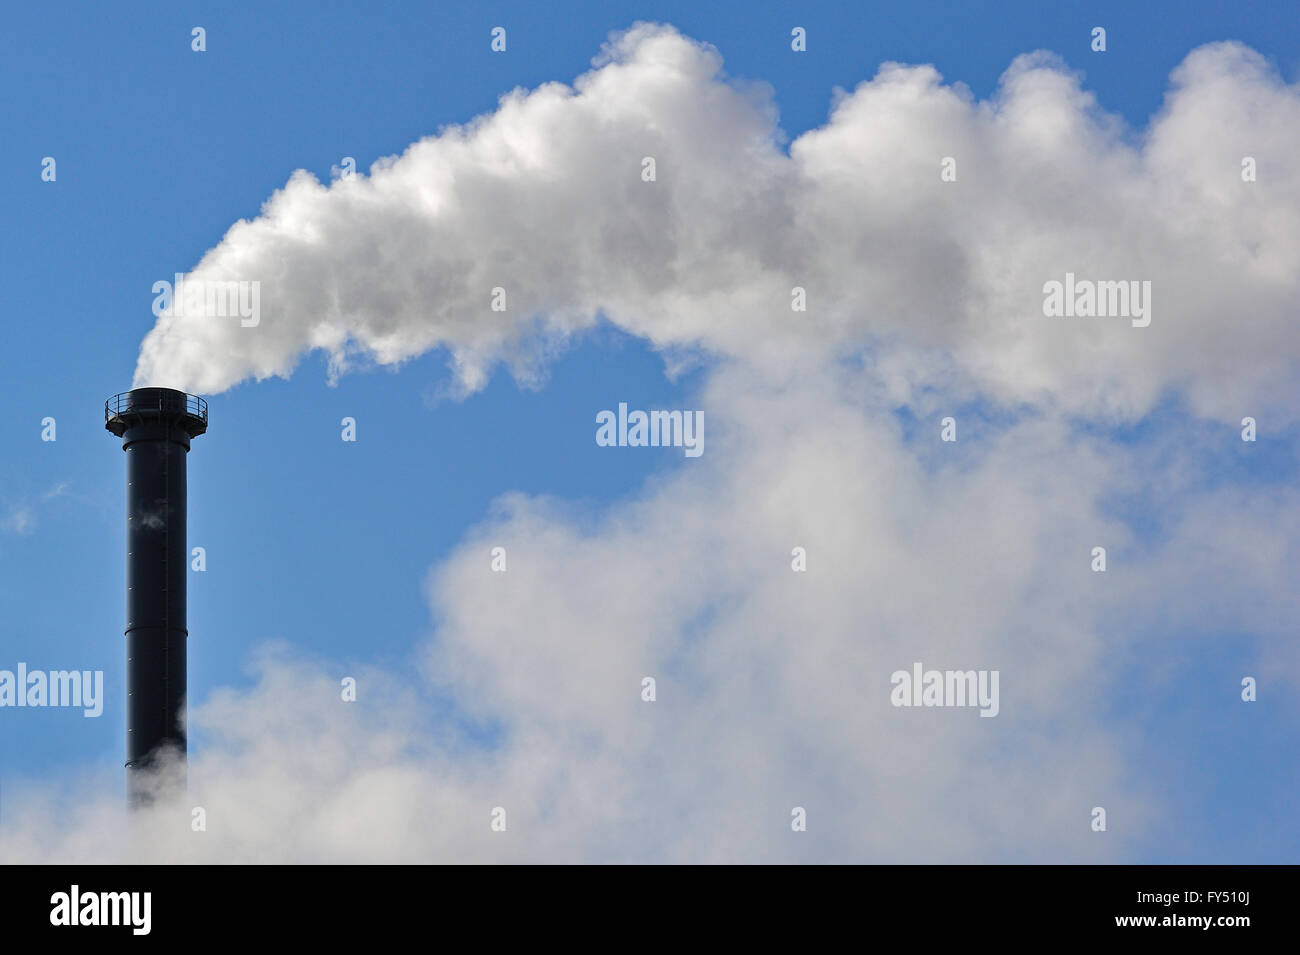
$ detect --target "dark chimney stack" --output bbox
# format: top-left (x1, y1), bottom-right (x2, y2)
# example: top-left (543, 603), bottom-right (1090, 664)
top-left (105, 388), bottom-right (208, 807)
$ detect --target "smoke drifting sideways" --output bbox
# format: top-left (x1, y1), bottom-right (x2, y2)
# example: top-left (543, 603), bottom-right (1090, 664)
top-left (133, 24), bottom-right (1300, 423)
top-left (7, 26), bottom-right (1291, 863)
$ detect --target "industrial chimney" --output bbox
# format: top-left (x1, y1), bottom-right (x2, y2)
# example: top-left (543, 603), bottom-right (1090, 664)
top-left (105, 387), bottom-right (208, 807)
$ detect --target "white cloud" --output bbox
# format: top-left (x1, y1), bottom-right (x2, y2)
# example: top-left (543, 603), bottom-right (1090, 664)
top-left (4, 506), bottom-right (35, 536)
top-left (2, 482), bottom-right (72, 536)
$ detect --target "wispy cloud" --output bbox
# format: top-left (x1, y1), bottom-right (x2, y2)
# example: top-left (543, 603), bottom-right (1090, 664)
top-left (3, 481), bottom-right (71, 536)
top-left (4, 506), bottom-right (36, 536)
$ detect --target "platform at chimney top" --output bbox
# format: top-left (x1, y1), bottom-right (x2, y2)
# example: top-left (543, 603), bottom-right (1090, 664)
top-left (105, 387), bottom-right (208, 438)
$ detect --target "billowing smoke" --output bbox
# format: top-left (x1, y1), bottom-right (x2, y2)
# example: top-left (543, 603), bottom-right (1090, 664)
top-left (134, 24), bottom-right (1300, 422)
top-left (8, 361), bottom-right (1299, 862)
top-left (8, 25), bottom-right (1294, 862)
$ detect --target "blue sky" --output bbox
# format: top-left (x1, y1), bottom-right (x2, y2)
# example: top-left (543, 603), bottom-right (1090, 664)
top-left (1, 1), bottom-right (1297, 862)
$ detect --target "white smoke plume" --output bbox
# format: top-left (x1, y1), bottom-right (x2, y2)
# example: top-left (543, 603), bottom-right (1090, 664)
top-left (134, 24), bottom-right (1300, 421)
top-left (6, 25), bottom-right (1295, 862)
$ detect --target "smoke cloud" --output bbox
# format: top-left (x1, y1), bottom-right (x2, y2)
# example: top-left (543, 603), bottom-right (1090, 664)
top-left (134, 24), bottom-right (1300, 422)
top-left (8, 25), bottom-right (1294, 862)
top-left (8, 360), bottom-right (1299, 861)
